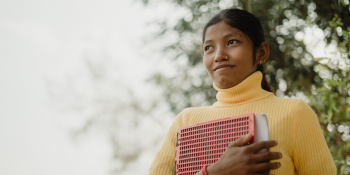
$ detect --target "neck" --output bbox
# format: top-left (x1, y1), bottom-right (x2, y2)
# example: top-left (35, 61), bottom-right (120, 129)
top-left (213, 71), bottom-right (273, 107)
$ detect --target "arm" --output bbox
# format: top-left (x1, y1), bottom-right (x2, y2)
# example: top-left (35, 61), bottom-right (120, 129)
top-left (292, 99), bottom-right (336, 175)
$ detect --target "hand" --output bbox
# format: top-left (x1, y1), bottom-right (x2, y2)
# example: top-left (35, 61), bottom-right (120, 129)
top-left (206, 133), bottom-right (282, 175)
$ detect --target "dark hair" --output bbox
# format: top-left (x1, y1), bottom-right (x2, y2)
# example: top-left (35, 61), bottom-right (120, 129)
top-left (202, 8), bottom-right (274, 93)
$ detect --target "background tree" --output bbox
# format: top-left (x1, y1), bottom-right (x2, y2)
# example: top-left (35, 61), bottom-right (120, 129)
top-left (147, 0), bottom-right (349, 113)
top-left (309, 14), bottom-right (350, 174)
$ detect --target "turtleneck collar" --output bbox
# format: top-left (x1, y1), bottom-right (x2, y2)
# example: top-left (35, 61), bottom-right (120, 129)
top-left (213, 71), bottom-right (273, 108)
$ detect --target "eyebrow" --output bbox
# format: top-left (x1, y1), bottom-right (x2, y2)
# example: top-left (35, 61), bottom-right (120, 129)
top-left (203, 32), bottom-right (239, 45)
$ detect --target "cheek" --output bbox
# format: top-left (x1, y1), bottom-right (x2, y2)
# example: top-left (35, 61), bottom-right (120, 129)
top-left (231, 46), bottom-right (254, 66)
top-left (203, 56), bottom-right (212, 73)
top-left (236, 58), bottom-right (253, 70)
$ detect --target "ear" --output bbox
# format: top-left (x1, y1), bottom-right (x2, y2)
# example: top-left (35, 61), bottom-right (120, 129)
top-left (256, 42), bottom-right (270, 63)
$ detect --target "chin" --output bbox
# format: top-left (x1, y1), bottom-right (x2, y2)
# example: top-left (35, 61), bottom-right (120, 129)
top-left (216, 77), bottom-right (238, 89)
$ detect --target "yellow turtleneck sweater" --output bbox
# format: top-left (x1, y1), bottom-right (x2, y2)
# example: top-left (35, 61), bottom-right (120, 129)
top-left (148, 71), bottom-right (336, 175)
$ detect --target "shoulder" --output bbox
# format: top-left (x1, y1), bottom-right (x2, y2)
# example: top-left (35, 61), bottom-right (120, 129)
top-left (264, 96), bottom-right (316, 120)
top-left (174, 106), bottom-right (213, 126)
top-left (270, 96), bottom-right (319, 125)
top-left (183, 106), bottom-right (214, 112)
top-left (266, 95), bottom-right (311, 110)
top-left (177, 106), bottom-right (214, 115)
top-left (172, 107), bottom-right (196, 126)
top-left (275, 96), bottom-right (314, 114)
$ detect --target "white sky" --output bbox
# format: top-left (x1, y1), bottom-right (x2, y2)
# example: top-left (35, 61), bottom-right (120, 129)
top-left (0, 0), bottom-right (333, 174)
top-left (0, 0), bottom-right (182, 174)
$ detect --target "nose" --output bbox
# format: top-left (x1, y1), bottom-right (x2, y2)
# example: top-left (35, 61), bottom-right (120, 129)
top-left (213, 47), bottom-right (229, 62)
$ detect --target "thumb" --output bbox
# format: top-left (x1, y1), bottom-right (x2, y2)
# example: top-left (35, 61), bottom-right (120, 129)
top-left (228, 133), bottom-right (252, 147)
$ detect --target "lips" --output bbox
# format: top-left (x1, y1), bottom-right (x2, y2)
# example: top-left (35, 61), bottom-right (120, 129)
top-left (214, 64), bottom-right (235, 71)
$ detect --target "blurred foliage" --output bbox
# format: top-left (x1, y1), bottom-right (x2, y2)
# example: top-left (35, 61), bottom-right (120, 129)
top-left (309, 14), bottom-right (350, 174)
top-left (143, 0), bottom-right (350, 174)
top-left (145, 0), bottom-right (350, 114)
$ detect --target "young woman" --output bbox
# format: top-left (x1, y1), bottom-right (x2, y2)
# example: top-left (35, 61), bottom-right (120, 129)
top-left (148, 9), bottom-right (336, 175)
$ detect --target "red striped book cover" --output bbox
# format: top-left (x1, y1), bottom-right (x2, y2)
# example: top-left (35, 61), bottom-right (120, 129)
top-left (174, 113), bottom-right (269, 175)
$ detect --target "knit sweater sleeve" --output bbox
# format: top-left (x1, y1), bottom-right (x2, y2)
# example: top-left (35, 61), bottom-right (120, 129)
top-left (148, 109), bottom-right (188, 175)
top-left (292, 99), bottom-right (336, 175)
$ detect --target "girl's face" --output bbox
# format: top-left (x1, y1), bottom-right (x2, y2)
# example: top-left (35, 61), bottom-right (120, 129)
top-left (203, 21), bottom-right (262, 89)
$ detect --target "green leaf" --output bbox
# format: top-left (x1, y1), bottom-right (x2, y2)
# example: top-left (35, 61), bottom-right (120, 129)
top-left (328, 79), bottom-right (338, 86)
top-left (338, 86), bottom-right (342, 93)
top-left (320, 64), bottom-right (331, 71)
top-left (328, 21), bottom-right (335, 27)
top-left (342, 66), bottom-right (350, 73)
top-left (340, 164), bottom-right (346, 174)
top-left (343, 39), bottom-right (350, 45)
top-left (342, 30), bottom-right (350, 37)
top-left (314, 57), bottom-right (328, 62)
top-left (336, 21), bottom-right (344, 26)
top-left (341, 0), bottom-right (346, 6)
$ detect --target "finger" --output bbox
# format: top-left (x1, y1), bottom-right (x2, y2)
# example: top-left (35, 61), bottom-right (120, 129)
top-left (253, 173), bottom-right (273, 175)
top-left (228, 133), bottom-right (252, 147)
top-left (253, 151), bottom-right (282, 163)
top-left (253, 162), bottom-right (281, 172)
top-left (247, 140), bottom-right (278, 153)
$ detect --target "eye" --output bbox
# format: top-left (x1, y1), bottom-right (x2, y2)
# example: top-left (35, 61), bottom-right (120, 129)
top-left (204, 46), bottom-right (213, 52)
top-left (228, 40), bottom-right (238, 45)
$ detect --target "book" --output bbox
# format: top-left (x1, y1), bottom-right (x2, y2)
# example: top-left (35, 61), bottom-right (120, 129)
top-left (174, 113), bottom-right (269, 175)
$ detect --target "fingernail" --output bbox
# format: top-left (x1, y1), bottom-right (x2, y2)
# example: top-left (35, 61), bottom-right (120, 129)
top-left (245, 133), bottom-right (250, 138)
top-left (278, 162), bottom-right (281, 167)
top-left (279, 153), bottom-right (282, 158)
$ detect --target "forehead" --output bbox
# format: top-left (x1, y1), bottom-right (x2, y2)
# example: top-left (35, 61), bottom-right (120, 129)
top-left (204, 21), bottom-right (246, 41)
